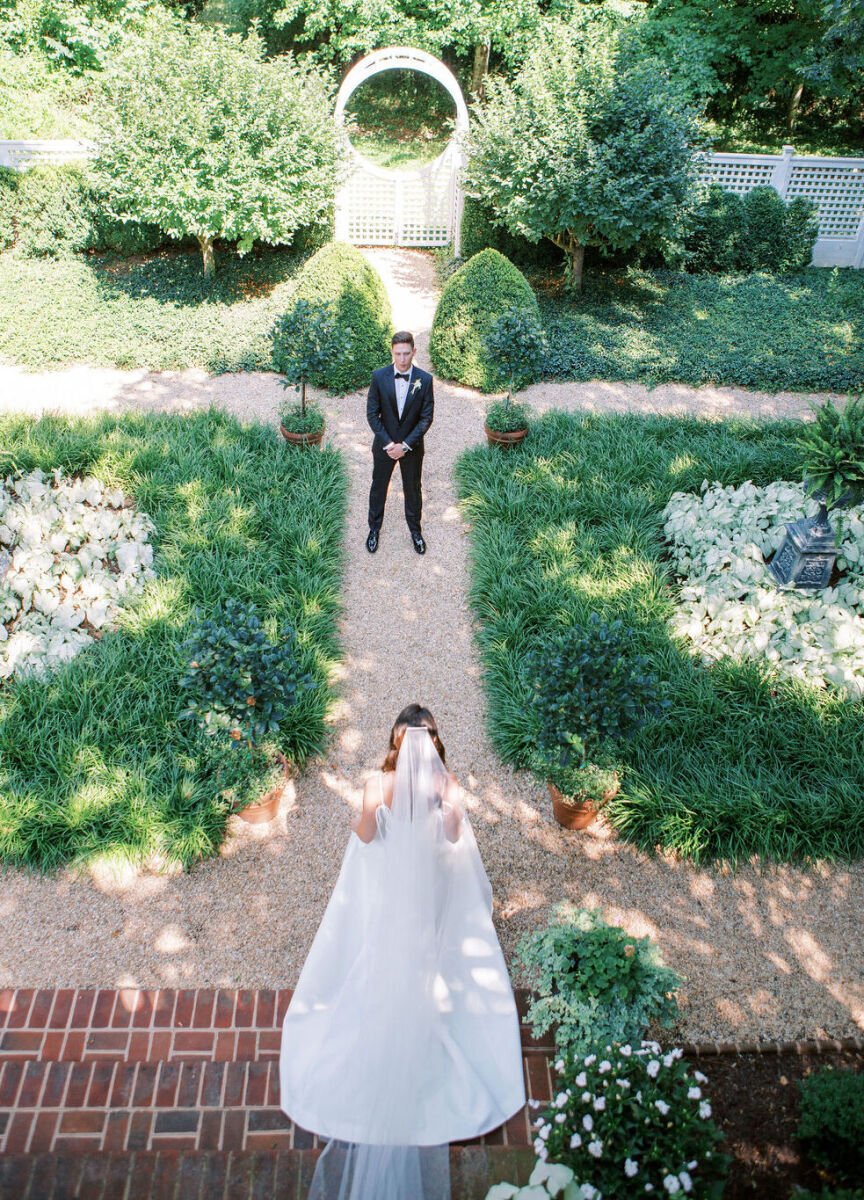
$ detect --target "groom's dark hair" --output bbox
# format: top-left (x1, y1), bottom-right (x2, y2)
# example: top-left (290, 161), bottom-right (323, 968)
top-left (392, 331), bottom-right (415, 348)
top-left (382, 704), bottom-right (445, 771)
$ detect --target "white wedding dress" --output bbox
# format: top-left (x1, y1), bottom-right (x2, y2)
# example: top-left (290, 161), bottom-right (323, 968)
top-left (280, 728), bottom-right (526, 1199)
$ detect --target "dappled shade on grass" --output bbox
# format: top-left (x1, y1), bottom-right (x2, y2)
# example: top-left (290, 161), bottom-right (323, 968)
top-left (540, 268), bottom-right (864, 393)
top-left (455, 411), bottom-right (864, 864)
top-left (0, 408), bottom-right (347, 869)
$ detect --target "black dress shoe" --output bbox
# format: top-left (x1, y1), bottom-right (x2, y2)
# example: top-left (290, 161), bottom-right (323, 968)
top-left (411, 532), bottom-right (426, 555)
top-left (366, 530), bottom-right (379, 553)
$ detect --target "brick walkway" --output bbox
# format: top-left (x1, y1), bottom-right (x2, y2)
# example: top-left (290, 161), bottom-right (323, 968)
top-left (0, 988), bottom-right (542, 1198)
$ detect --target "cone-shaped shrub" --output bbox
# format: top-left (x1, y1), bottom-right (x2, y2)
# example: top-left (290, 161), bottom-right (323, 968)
top-left (429, 248), bottom-right (539, 392)
top-left (289, 242), bottom-right (392, 393)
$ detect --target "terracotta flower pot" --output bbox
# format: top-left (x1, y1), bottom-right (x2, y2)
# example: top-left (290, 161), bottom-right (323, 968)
top-left (280, 424), bottom-right (324, 447)
top-left (484, 422), bottom-right (527, 449)
top-left (547, 777), bottom-right (620, 831)
top-left (237, 752), bottom-right (290, 824)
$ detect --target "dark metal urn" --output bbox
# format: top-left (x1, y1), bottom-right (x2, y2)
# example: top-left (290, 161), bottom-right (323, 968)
top-left (769, 502), bottom-right (837, 590)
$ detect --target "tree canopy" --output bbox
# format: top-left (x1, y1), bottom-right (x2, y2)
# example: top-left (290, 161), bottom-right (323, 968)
top-left (464, 20), bottom-right (704, 290)
top-left (92, 9), bottom-right (343, 276)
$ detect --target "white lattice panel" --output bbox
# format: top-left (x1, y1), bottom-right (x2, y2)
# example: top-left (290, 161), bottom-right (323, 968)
top-left (0, 140), bottom-right (96, 169)
top-left (698, 156), bottom-right (776, 194)
top-left (786, 163), bottom-right (864, 238)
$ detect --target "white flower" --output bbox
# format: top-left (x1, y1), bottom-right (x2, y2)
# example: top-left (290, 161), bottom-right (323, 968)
top-left (598, 1060), bottom-right (612, 1074)
top-left (616, 1079), bottom-right (631, 1089)
top-left (539, 1123), bottom-right (551, 1140)
top-left (581, 1092), bottom-right (591, 1103)
top-left (584, 1055), bottom-right (597, 1066)
top-left (582, 1114), bottom-right (593, 1132)
top-left (687, 1162), bottom-right (698, 1171)
top-left (529, 1100), bottom-right (541, 1109)
top-left (619, 1045), bottom-right (632, 1057)
top-left (580, 1186), bottom-right (599, 1200)
top-left (694, 1072), bottom-right (708, 1084)
top-left (647, 1061), bottom-right (660, 1079)
top-left (574, 1072), bottom-right (587, 1087)
top-left (555, 1092), bottom-right (568, 1108)
top-left (645, 1187), bottom-right (654, 1193)
top-left (624, 1159), bottom-right (639, 1178)
top-left (555, 1113), bottom-right (566, 1124)
top-left (411, 378), bottom-right (421, 393)
top-left (663, 1175), bottom-right (681, 1194)
top-left (699, 1102), bottom-right (712, 1119)
top-left (663, 1054), bottom-right (675, 1068)
top-left (533, 1138), bottom-right (547, 1158)
top-left (587, 1140), bottom-right (603, 1159)
top-left (635, 1091), bottom-right (643, 1103)
top-left (528, 1161), bottom-right (575, 1196)
top-left (679, 1171), bottom-right (693, 1193)
top-left (593, 1097), bottom-right (606, 1111)
top-left (554, 1059), bottom-right (564, 1073)
top-left (569, 1133), bottom-right (582, 1149)
top-left (655, 1100), bottom-right (670, 1115)
top-left (687, 1087), bottom-right (702, 1100)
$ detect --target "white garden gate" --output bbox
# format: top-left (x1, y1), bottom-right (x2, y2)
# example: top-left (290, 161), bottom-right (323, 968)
top-left (332, 48), bottom-right (469, 255)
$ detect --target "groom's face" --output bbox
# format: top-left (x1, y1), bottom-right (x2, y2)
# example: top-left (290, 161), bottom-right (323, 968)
top-left (392, 341), bottom-right (414, 372)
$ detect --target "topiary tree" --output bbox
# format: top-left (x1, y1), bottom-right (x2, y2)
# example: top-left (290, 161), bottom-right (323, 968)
top-left (91, 7), bottom-right (344, 278)
top-left (289, 242), bottom-right (392, 393)
top-left (464, 20), bottom-right (703, 292)
top-left (429, 248), bottom-right (539, 391)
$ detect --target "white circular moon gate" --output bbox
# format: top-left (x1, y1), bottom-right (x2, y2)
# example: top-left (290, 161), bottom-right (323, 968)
top-left (333, 48), bottom-right (469, 255)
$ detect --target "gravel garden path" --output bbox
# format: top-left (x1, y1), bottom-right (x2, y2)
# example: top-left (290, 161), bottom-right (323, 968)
top-left (0, 249), bottom-right (861, 1046)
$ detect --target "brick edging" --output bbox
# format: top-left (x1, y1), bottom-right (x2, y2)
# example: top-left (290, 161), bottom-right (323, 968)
top-left (680, 1037), bottom-right (864, 1056)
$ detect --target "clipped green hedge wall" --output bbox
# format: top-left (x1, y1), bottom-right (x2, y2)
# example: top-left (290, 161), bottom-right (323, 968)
top-left (682, 184), bottom-right (819, 274)
top-left (0, 163), bottom-right (168, 257)
top-left (289, 241), bottom-right (392, 393)
top-left (429, 248), bottom-right (539, 392)
top-left (460, 196), bottom-right (562, 269)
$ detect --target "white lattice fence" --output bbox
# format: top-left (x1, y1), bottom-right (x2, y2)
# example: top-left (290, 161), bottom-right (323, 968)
top-left (698, 145), bottom-right (864, 267)
top-left (0, 140), bottom-right (97, 169)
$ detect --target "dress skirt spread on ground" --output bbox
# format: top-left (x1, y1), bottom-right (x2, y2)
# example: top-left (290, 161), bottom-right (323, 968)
top-left (280, 728), bottom-right (526, 1199)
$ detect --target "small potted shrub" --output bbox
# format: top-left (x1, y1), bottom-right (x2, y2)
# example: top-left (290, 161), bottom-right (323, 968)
top-left (272, 298), bottom-right (348, 447)
top-left (179, 598), bottom-right (313, 823)
top-left (483, 306), bottom-right (546, 448)
top-left (514, 904), bottom-right (680, 1058)
top-left (524, 613), bottom-right (667, 829)
top-left (528, 1042), bottom-right (728, 1198)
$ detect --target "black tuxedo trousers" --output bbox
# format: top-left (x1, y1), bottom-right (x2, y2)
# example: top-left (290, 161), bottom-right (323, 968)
top-left (368, 442), bottom-right (423, 534)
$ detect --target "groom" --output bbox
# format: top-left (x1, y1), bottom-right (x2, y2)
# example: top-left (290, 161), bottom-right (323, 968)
top-left (366, 331), bottom-right (434, 556)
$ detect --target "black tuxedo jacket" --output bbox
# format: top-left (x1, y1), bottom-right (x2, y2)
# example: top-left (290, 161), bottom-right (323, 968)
top-left (366, 364), bottom-right (434, 451)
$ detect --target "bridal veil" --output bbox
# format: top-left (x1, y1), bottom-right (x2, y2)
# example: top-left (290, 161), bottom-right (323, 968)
top-left (280, 727), bottom-right (526, 1199)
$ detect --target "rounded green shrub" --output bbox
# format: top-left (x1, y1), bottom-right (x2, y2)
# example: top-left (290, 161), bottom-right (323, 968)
top-left (798, 1067), bottom-right (864, 1184)
top-left (683, 185), bottom-right (748, 274)
top-left (429, 248), bottom-right (540, 392)
top-left (288, 241), bottom-right (392, 393)
top-left (743, 185), bottom-right (818, 272)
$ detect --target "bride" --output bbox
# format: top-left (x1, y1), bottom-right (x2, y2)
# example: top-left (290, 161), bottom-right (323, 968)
top-left (280, 704), bottom-right (526, 1199)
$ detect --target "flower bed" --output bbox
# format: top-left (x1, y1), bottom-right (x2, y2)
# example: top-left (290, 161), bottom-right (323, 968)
top-left (663, 480), bottom-right (864, 698)
top-left (0, 468), bottom-right (155, 680)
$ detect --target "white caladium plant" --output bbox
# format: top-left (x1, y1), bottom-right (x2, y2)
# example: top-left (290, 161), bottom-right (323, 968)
top-left (663, 479), bottom-right (864, 698)
top-left (0, 468), bottom-right (156, 681)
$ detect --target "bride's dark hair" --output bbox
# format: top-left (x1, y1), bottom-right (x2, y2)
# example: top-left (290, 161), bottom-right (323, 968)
top-left (381, 704), bottom-right (446, 772)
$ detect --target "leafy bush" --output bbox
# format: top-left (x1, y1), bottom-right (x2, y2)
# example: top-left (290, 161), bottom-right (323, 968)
top-left (743, 186), bottom-right (818, 272)
top-left (682, 185), bottom-right (818, 274)
top-left (430, 249), bottom-right (539, 392)
top-left (290, 242), bottom-right (392, 393)
top-left (278, 403), bottom-right (325, 435)
top-left (532, 1043), bottom-right (727, 1198)
top-left (485, 306), bottom-right (548, 396)
top-left (683, 186), bottom-right (747, 274)
top-left (272, 297), bottom-right (347, 414)
top-left (0, 163), bottom-right (167, 257)
top-left (485, 399), bottom-right (531, 434)
top-left (798, 1067), bottom-right (864, 1184)
top-left (460, 195), bottom-right (562, 269)
top-left (524, 614), bottom-right (668, 769)
top-left (799, 395), bottom-right (864, 509)
top-left (179, 598), bottom-right (314, 754)
top-left (514, 905), bottom-right (680, 1057)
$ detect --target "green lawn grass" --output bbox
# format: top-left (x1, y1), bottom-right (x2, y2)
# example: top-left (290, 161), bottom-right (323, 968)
top-left (0, 242), bottom-right (313, 372)
top-left (455, 410), bottom-right (864, 865)
top-left (0, 408), bottom-right (347, 870)
top-left (540, 268), bottom-right (864, 393)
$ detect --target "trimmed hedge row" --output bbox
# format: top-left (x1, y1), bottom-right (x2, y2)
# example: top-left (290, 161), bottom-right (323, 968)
top-left (0, 163), bottom-right (168, 256)
top-left (429, 248), bottom-right (540, 392)
top-left (684, 184), bottom-right (819, 273)
top-left (287, 241), bottom-right (392, 393)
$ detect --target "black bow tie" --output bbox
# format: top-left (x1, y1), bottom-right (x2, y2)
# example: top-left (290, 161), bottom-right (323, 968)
top-left (395, 372), bottom-right (410, 381)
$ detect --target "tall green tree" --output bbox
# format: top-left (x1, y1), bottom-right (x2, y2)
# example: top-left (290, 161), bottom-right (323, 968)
top-left (805, 0), bottom-right (864, 99)
top-left (464, 20), bottom-right (703, 292)
top-left (92, 8), bottom-right (343, 277)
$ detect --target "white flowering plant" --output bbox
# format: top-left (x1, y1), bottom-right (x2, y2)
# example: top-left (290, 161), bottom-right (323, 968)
top-left (0, 467), bottom-right (156, 682)
top-left (662, 479), bottom-right (864, 698)
top-left (531, 1042), bottom-right (728, 1199)
top-left (485, 1159), bottom-right (595, 1199)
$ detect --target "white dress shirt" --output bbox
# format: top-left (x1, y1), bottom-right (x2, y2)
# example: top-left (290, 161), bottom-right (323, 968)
top-left (393, 364), bottom-right (413, 452)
